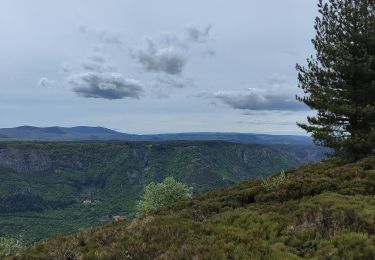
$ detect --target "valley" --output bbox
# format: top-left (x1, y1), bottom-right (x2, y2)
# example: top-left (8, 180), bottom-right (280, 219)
top-left (0, 141), bottom-right (313, 242)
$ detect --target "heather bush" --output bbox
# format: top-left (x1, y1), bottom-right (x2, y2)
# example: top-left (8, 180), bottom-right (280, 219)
top-left (261, 170), bottom-right (287, 190)
top-left (0, 236), bottom-right (24, 257)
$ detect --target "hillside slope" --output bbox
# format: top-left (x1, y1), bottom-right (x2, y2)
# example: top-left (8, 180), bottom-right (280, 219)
top-left (0, 141), bottom-right (300, 242)
top-left (12, 157), bottom-right (375, 259)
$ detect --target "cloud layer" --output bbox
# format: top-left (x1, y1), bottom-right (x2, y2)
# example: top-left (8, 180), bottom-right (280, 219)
top-left (209, 90), bottom-right (305, 111)
top-left (132, 25), bottom-right (212, 77)
top-left (39, 24), bottom-right (215, 101)
top-left (39, 47), bottom-right (145, 100)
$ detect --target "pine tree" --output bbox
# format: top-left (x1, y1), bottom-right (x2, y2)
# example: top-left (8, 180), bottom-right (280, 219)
top-left (297, 0), bottom-right (375, 160)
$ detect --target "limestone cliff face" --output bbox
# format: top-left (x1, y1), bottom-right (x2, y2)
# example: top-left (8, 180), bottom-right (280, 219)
top-left (0, 148), bottom-right (52, 173)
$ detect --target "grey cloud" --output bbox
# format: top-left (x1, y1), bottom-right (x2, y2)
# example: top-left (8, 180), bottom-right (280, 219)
top-left (186, 24), bottom-right (212, 43)
top-left (158, 33), bottom-right (187, 49)
top-left (68, 72), bottom-right (143, 100)
top-left (208, 90), bottom-right (306, 111)
top-left (132, 26), bottom-right (213, 76)
top-left (199, 76), bottom-right (308, 111)
top-left (60, 63), bottom-right (72, 74)
top-left (38, 77), bottom-right (54, 88)
top-left (235, 120), bottom-right (295, 126)
top-left (81, 54), bottom-right (116, 73)
top-left (133, 40), bottom-right (186, 75)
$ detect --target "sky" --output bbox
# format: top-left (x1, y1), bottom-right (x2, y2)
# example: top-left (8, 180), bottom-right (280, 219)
top-left (0, 0), bottom-right (318, 134)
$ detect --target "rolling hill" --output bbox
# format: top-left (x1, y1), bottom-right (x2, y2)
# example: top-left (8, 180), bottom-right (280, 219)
top-left (0, 126), bottom-right (312, 144)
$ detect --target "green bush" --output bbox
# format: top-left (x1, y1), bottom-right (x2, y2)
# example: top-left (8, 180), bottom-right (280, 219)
top-left (137, 177), bottom-right (192, 214)
top-left (0, 236), bottom-right (24, 257)
top-left (333, 232), bottom-right (375, 259)
top-left (261, 170), bottom-right (287, 191)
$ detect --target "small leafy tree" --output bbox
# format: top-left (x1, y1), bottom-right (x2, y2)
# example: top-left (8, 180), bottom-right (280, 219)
top-left (137, 177), bottom-right (192, 215)
top-left (261, 170), bottom-right (287, 191)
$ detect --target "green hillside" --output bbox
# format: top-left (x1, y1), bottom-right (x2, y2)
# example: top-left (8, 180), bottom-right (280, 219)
top-left (0, 141), bottom-right (300, 242)
top-left (11, 156), bottom-right (375, 259)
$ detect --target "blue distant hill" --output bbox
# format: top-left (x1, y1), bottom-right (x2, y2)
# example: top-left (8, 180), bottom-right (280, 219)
top-left (0, 126), bottom-right (327, 163)
top-left (0, 126), bottom-right (311, 144)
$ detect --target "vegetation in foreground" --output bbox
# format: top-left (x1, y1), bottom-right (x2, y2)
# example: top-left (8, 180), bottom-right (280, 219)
top-left (0, 237), bottom-right (24, 258)
top-left (136, 177), bottom-right (192, 215)
top-left (297, 0), bottom-right (375, 161)
top-left (10, 156), bottom-right (375, 259)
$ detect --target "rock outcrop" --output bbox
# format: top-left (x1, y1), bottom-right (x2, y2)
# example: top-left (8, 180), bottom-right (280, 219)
top-left (0, 148), bottom-right (52, 173)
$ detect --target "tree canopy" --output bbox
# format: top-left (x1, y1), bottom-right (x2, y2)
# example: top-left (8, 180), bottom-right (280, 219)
top-left (297, 0), bottom-right (375, 160)
top-left (137, 177), bottom-right (192, 214)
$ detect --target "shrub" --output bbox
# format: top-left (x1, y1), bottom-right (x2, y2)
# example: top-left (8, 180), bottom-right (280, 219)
top-left (261, 170), bottom-right (287, 191)
top-left (0, 236), bottom-right (24, 257)
top-left (137, 177), bottom-right (192, 215)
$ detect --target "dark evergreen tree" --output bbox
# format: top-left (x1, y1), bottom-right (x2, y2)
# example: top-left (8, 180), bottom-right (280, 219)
top-left (297, 0), bottom-right (375, 160)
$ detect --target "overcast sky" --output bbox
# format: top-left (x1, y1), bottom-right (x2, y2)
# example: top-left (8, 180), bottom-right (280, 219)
top-left (1, 0), bottom-right (318, 134)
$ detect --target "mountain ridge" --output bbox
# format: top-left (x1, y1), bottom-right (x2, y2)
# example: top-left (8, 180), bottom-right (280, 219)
top-left (0, 126), bottom-right (312, 144)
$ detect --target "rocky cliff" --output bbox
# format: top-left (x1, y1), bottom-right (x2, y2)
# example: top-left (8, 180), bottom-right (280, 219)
top-left (0, 148), bottom-right (52, 173)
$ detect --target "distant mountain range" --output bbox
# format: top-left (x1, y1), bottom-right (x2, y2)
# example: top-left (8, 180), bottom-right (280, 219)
top-left (0, 126), bottom-right (328, 163)
top-left (0, 126), bottom-right (313, 145)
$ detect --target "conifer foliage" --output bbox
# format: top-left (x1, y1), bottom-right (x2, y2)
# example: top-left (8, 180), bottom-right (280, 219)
top-left (297, 0), bottom-right (375, 160)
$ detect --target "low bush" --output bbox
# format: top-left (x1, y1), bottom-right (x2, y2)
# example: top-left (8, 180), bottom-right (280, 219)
top-left (261, 170), bottom-right (287, 190)
top-left (0, 237), bottom-right (24, 257)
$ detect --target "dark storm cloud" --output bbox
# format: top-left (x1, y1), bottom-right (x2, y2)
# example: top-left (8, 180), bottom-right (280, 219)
top-left (68, 72), bottom-right (143, 100)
